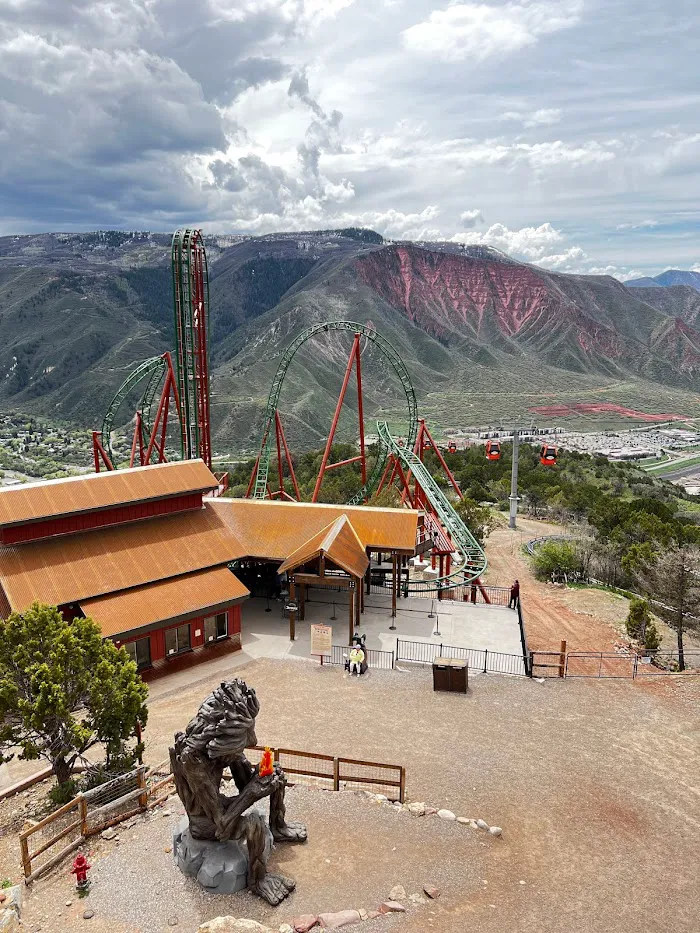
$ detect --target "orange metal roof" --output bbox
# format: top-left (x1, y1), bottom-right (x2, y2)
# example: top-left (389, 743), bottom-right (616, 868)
top-left (278, 515), bottom-right (369, 579)
top-left (208, 499), bottom-right (419, 559)
top-left (0, 460), bottom-right (219, 528)
top-left (80, 566), bottom-right (249, 639)
top-left (0, 503), bottom-right (246, 612)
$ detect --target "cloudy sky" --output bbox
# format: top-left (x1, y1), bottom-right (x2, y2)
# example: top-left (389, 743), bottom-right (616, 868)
top-left (1, 0), bottom-right (698, 278)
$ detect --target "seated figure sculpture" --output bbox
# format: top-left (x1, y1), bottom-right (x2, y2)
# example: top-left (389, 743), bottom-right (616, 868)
top-left (169, 679), bottom-right (307, 905)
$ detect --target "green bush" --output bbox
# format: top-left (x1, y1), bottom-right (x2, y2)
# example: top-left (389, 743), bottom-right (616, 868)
top-left (49, 779), bottom-right (78, 807)
top-left (531, 540), bottom-right (582, 581)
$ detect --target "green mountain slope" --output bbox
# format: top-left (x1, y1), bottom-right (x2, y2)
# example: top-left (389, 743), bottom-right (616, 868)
top-left (2, 231), bottom-right (700, 456)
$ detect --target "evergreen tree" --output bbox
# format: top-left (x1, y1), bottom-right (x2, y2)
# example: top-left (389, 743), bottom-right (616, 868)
top-left (0, 603), bottom-right (148, 787)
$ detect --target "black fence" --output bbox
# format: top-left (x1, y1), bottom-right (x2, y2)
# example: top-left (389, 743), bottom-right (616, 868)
top-left (322, 644), bottom-right (396, 670)
top-left (395, 639), bottom-right (527, 676)
top-left (516, 596), bottom-right (532, 676)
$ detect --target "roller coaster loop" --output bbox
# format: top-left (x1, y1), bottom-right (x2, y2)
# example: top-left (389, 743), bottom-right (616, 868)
top-left (250, 321), bottom-right (418, 505)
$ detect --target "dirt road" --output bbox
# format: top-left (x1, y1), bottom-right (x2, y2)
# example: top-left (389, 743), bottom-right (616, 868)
top-left (482, 517), bottom-right (629, 652)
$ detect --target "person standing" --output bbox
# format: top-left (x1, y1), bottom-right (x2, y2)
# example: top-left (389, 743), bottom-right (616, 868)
top-left (509, 579), bottom-right (520, 609)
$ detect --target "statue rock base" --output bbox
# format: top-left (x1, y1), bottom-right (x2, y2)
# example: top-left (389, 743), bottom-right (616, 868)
top-left (173, 818), bottom-right (272, 895)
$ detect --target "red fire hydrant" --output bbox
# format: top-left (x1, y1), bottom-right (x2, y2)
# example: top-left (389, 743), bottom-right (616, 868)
top-left (71, 853), bottom-right (91, 889)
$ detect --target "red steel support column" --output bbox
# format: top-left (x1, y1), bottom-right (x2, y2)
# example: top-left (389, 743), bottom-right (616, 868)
top-left (312, 334), bottom-right (361, 502)
top-left (354, 334), bottom-right (367, 496)
top-left (376, 455), bottom-right (394, 496)
top-left (156, 391), bottom-right (170, 463)
top-left (92, 432), bottom-right (114, 472)
top-left (275, 410), bottom-right (285, 499)
top-left (129, 414), bottom-right (141, 469)
top-left (421, 421), bottom-right (462, 499)
top-left (246, 455), bottom-right (260, 498)
top-left (276, 411), bottom-right (301, 501)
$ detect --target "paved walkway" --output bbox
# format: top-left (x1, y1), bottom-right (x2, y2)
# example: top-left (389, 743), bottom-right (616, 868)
top-left (147, 591), bottom-right (524, 700)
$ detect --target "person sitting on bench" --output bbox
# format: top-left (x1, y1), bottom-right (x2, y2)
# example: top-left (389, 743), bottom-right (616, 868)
top-left (349, 643), bottom-right (365, 675)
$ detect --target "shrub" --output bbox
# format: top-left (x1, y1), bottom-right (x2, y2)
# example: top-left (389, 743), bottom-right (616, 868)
top-left (625, 597), bottom-right (662, 650)
top-left (531, 540), bottom-right (582, 581)
top-left (49, 779), bottom-right (78, 808)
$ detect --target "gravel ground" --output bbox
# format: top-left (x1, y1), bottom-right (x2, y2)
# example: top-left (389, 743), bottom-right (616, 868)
top-left (21, 785), bottom-right (484, 933)
top-left (16, 658), bottom-right (700, 933)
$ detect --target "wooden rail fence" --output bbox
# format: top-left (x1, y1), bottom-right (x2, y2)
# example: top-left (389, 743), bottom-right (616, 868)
top-left (19, 747), bottom-right (405, 882)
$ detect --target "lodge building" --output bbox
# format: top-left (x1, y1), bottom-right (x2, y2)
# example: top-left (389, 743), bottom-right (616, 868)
top-left (0, 461), bottom-right (419, 677)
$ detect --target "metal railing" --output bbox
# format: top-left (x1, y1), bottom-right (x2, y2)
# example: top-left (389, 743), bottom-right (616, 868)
top-left (367, 577), bottom-right (513, 606)
top-left (395, 639), bottom-right (527, 675)
top-left (516, 596), bottom-right (531, 676)
top-left (322, 644), bottom-right (396, 670)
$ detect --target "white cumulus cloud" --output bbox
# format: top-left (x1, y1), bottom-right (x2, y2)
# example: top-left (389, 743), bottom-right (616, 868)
top-left (460, 209), bottom-right (484, 228)
top-left (402, 0), bottom-right (583, 63)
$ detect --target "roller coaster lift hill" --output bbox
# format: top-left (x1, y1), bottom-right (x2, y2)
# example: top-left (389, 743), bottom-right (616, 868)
top-left (92, 229), bottom-right (220, 483)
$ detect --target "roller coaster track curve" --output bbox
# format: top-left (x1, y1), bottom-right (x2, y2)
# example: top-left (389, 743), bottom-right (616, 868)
top-left (377, 421), bottom-right (487, 591)
top-left (251, 321), bottom-right (418, 504)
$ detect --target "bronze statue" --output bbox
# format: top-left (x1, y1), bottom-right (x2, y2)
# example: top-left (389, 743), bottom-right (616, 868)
top-left (169, 679), bottom-right (307, 905)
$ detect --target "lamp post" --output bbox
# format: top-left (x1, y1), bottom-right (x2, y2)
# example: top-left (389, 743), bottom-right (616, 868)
top-left (509, 428), bottom-right (520, 530)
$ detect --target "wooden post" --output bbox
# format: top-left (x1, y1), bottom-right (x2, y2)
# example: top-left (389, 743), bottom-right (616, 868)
top-left (360, 575), bottom-right (365, 613)
top-left (289, 579), bottom-right (296, 641)
top-left (78, 794), bottom-right (89, 836)
top-left (20, 834), bottom-right (31, 880)
top-left (348, 586), bottom-right (354, 646)
top-left (355, 578), bottom-right (361, 628)
top-left (333, 757), bottom-right (340, 792)
top-left (365, 564), bottom-right (370, 595)
top-left (558, 639), bottom-right (567, 678)
top-left (399, 766), bottom-right (406, 803)
top-left (391, 553), bottom-right (397, 618)
top-left (137, 768), bottom-right (147, 810)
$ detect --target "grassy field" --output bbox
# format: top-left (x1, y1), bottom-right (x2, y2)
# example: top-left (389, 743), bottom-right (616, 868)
top-left (645, 453), bottom-right (700, 475)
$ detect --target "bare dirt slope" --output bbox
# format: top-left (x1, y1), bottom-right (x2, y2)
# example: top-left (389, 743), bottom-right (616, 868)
top-left (483, 517), bottom-right (630, 652)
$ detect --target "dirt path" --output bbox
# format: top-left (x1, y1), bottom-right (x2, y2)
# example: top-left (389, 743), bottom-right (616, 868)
top-left (482, 517), bottom-right (629, 652)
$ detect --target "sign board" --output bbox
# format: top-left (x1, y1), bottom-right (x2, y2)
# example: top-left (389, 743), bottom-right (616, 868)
top-left (284, 600), bottom-right (299, 613)
top-left (310, 623), bottom-right (332, 657)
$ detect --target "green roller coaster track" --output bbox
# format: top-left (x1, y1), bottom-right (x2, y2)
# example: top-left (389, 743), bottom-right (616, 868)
top-left (251, 321), bottom-right (487, 589)
top-left (251, 321), bottom-right (418, 504)
top-left (99, 355), bottom-right (168, 465)
top-left (376, 422), bottom-right (487, 590)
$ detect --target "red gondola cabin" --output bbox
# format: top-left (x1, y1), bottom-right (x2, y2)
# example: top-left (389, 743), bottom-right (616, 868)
top-left (447, 441), bottom-right (457, 453)
top-left (540, 444), bottom-right (557, 466)
top-left (485, 440), bottom-right (501, 461)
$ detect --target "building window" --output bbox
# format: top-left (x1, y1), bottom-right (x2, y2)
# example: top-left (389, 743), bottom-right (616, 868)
top-left (204, 612), bottom-right (228, 643)
top-left (165, 623), bottom-right (191, 656)
top-left (124, 636), bottom-right (151, 670)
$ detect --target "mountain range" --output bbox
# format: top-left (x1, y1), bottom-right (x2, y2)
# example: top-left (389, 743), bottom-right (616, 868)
top-left (627, 270), bottom-right (700, 291)
top-left (1, 229), bottom-right (700, 455)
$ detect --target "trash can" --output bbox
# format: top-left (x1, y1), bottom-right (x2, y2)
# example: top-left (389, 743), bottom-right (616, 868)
top-left (432, 657), bottom-right (468, 693)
